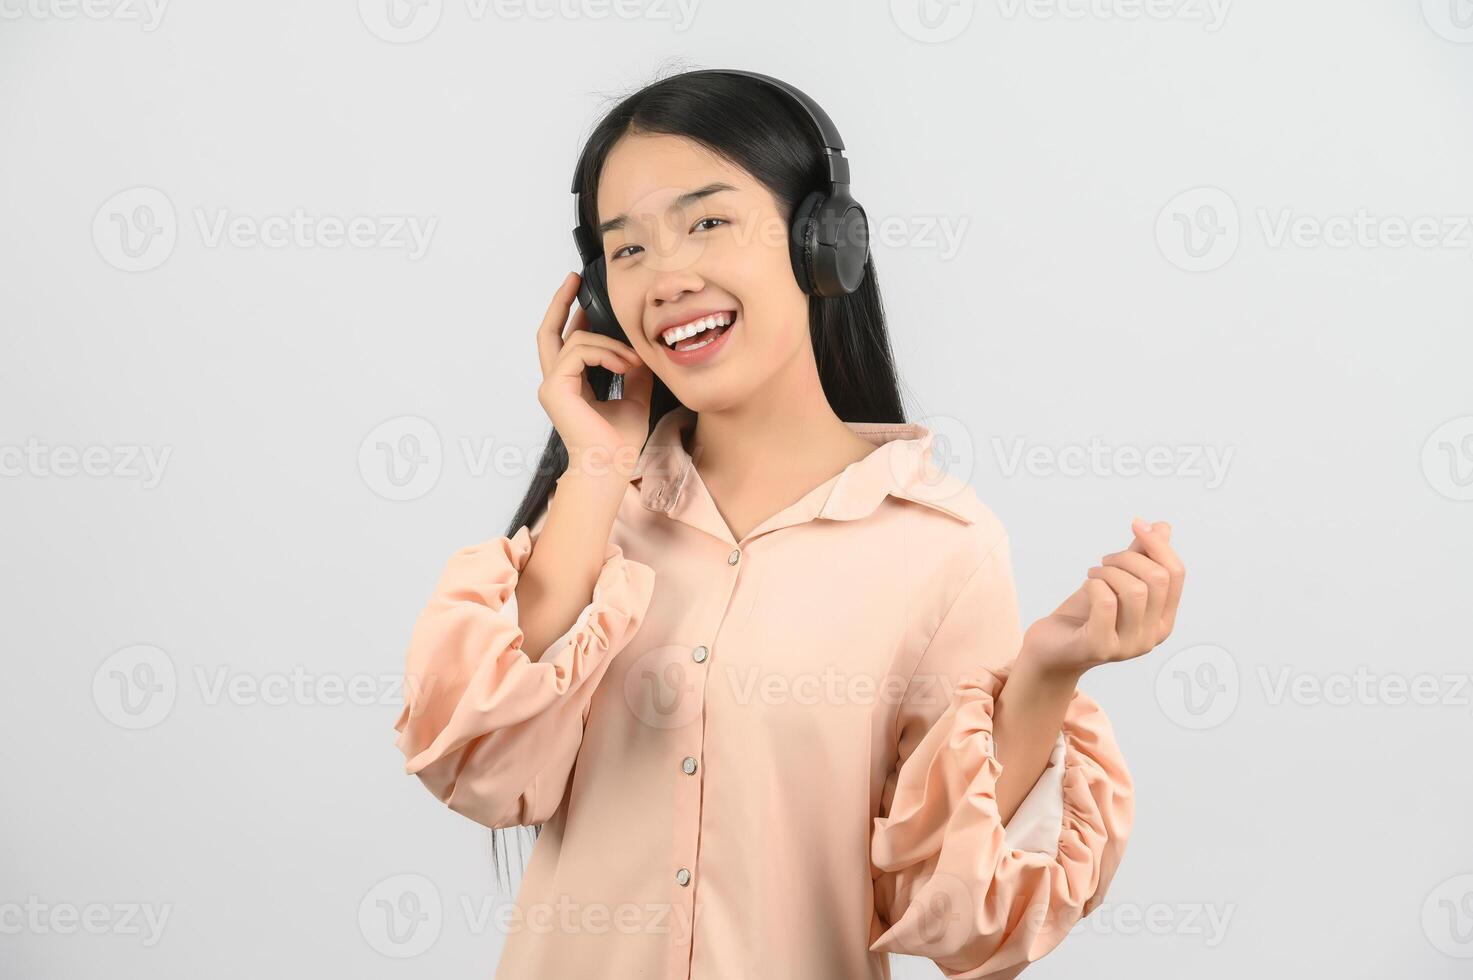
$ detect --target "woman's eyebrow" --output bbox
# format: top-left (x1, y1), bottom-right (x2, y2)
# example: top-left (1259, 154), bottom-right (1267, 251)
top-left (598, 182), bottom-right (739, 237)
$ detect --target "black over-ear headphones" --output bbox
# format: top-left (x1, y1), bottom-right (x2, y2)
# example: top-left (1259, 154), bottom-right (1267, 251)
top-left (569, 68), bottom-right (871, 340)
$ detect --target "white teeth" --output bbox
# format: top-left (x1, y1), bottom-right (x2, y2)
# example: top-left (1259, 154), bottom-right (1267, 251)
top-left (661, 312), bottom-right (735, 348)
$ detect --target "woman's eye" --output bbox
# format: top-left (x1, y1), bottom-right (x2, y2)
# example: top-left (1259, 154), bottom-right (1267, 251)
top-left (609, 218), bottom-right (727, 262)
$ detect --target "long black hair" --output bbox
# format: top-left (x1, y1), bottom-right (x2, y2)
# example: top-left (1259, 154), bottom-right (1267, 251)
top-left (490, 62), bottom-right (911, 892)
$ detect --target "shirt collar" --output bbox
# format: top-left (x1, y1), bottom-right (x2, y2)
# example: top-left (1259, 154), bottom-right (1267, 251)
top-left (628, 405), bottom-right (978, 527)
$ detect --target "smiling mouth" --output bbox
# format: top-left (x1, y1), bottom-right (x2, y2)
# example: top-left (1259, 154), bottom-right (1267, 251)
top-left (659, 311), bottom-right (738, 351)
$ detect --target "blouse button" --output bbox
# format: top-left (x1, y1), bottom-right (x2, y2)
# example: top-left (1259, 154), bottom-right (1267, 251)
top-left (727, 548), bottom-right (741, 565)
top-left (676, 868), bottom-right (692, 886)
top-left (681, 756), bottom-right (698, 775)
top-left (692, 645), bottom-right (709, 664)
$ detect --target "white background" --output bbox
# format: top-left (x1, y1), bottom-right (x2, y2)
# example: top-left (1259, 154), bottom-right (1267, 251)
top-left (2, 0), bottom-right (1471, 977)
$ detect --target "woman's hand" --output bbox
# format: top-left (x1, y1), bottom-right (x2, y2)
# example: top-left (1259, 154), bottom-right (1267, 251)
top-left (1019, 517), bottom-right (1187, 677)
top-left (535, 271), bottom-right (654, 478)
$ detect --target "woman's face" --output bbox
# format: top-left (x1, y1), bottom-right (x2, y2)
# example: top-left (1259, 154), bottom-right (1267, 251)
top-left (596, 131), bottom-right (812, 412)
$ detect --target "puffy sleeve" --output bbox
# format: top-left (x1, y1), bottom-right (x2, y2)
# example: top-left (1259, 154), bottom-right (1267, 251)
top-left (392, 501), bottom-right (656, 829)
top-left (869, 532), bottom-right (1135, 978)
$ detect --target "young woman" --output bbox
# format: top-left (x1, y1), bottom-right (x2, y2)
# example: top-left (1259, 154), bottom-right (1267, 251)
top-left (393, 68), bottom-right (1186, 980)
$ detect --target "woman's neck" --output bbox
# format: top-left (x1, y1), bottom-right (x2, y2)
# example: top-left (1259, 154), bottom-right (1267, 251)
top-left (683, 384), bottom-right (880, 541)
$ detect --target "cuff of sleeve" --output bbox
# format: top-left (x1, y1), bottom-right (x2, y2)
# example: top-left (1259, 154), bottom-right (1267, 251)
top-left (869, 662), bottom-right (1135, 965)
top-left (1000, 730), bottom-right (1067, 857)
top-left (393, 523), bottom-right (656, 773)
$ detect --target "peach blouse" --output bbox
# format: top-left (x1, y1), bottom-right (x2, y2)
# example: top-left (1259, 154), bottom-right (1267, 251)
top-left (393, 405), bottom-right (1134, 980)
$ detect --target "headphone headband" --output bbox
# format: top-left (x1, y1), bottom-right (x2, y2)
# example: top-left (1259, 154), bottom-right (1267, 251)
top-left (570, 68), bottom-right (851, 197)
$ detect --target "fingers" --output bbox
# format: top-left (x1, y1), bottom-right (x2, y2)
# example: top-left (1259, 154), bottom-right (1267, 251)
top-left (553, 328), bottom-right (642, 377)
top-left (536, 272), bottom-right (583, 378)
top-left (1082, 577), bottom-right (1119, 660)
top-left (558, 329), bottom-right (641, 367)
top-left (1086, 564), bottom-right (1148, 657)
top-left (537, 273), bottom-right (646, 381)
top-left (554, 335), bottom-right (642, 380)
top-left (563, 298), bottom-right (589, 341)
top-left (1099, 549), bottom-right (1170, 645)
top-left (1127, 517), bottom-right (1187, 636)
top-left (1125, 515), bottom-right (1167, 554)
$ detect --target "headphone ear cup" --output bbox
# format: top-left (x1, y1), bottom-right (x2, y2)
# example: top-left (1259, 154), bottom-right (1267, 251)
top-left (788, 190), bottom-right (826, 296)
top-left (821, 199), bottom-right (870, 295)
top-left (578, 255), bottom-right (622, 337)
top-left (789, 190), bottom-right (870, 298)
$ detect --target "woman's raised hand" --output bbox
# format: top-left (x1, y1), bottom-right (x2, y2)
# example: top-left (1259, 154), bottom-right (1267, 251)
top-left (1020, 517), bottom-right (1187, 677)
top-left (535, 271), bottom-right (654, 478)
